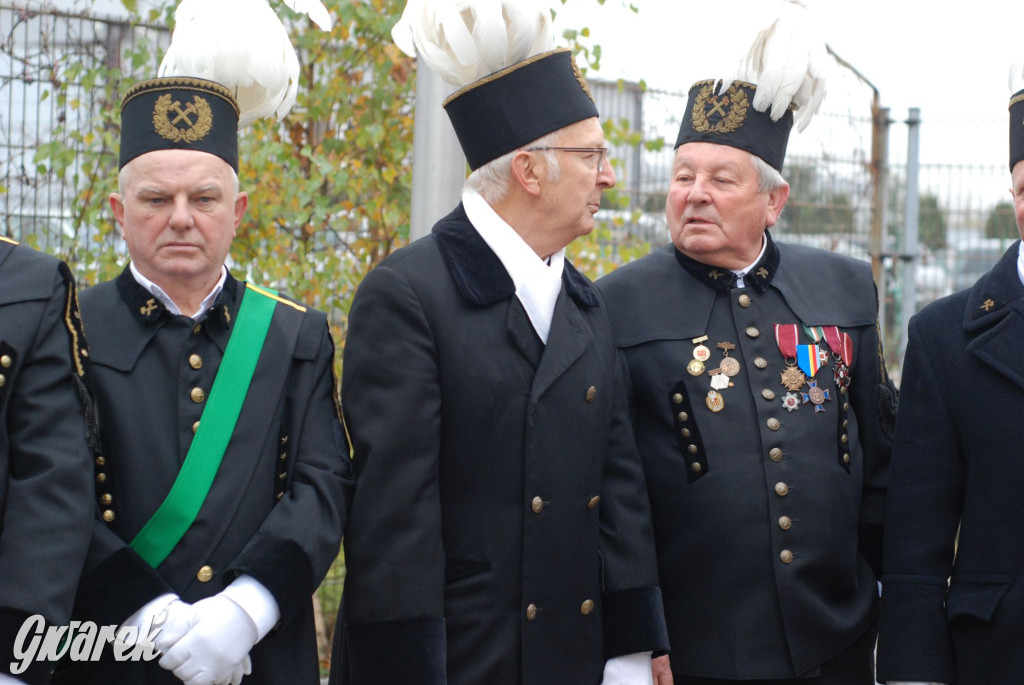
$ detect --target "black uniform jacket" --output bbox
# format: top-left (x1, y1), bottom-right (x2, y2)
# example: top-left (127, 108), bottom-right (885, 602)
top-left (877, 243), bottom-right (1024, 685)
top-left (598, 238), bottom-right (894, 680)
top-left (0, 244), bottom-right (93, 685)
top-left (55, 267), bottom-right (352, 685)
top-left (333, 204), bottom-right (669, 685)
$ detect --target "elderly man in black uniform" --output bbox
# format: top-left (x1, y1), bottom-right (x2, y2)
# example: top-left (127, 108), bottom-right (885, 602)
top-left (597, 4), bottom-right (896, 682)
top-left (874, 76), bottom-right (1024, 685)
top-left (332, 2), bottom-right (668, 684)
top-left (50, 76), bottom-right (352, 685)
top-left (0, 240), bottom-right (93, 685)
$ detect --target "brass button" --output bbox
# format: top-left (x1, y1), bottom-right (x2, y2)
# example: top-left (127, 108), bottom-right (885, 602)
top-left (81, 348), bottom-right (88, 358)
top-left (677, 411), bottom-right (689, 422)
top-left (190, 387), bottom-right (206, 403)
top-left (843, 453), bottom-right (851, 464)
top-left (738, 293), bottom-right (751, 308)
top-left (196, 565), bottom-right (214, 583)
top-left (280, 435), bottom-right (289, 445)
top-left (769, 447), bottom-right (783, 462)
top-left (681, 428), bottom-right (691, 438)
top-left (192, 420), bottom-right (201, 434)
top-left (687, 444), bottom-right (698, 454)
top-left (96, 473), bottom-right (106, 484)
top-left (0, 354), bottom-right (11, 368)
top-left (102, 510), bottom-right (115, 523)
top-left (746, 326), bottom-right (760, 338)
top-left (843, 402), bottom-right (850, 411)
top-left (189, 354), bottom-right (203, 370)
top-left (0, 374), bottom-right (6, 388)
top-left (775, 482), bottom-right (789, 497)
top-left (586, 386), bottom-right (597, 402)
top-left (101, 493), bottom-right (113, 506)
top-left (531, 496), bottom-right (544, 514)
top-left (778, 515), bottom-right (792, 530)
top-left (95, 456), bottom-right (106, 467)
top-left (691, 462), bottom-right (702, 473)
top-left (192, 323), bottom-right (202, 335)
top-left (841, 434), bottom-right (849, 444)
top-left (526, 603), bottom-right (538, 621)
top-left (780, 549), bottom-right (794, 564)
top-left (587, 495), bottom-right (600, 509)
top-left (672, 393), bottom-right (684, 405)
top-left (754, 357), bottom-right (768, 370)
top-left (761, 388), bottom-right (776, 401)
top-left (580, 599), bottom-right (595, 616)
top-left (280, 451), bottom-right (288, 462)
top-left (767, 417), bottom-right (781, 431)
top-left (842, 419), bottom-right (849, 428)
top-left (840, 386), bottom-right (848, 395)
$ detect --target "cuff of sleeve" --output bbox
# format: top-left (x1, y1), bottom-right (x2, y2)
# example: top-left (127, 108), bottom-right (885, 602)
top-left (121, 593), bottom-right (177, 630)
top-left (0, 607), bottom-right (56, 685)
top-left (602, 586), bottom-right (670, 659)
top-left (226, 532), bottom-right (313, 626)
top-left (220, 575), bottom-right (281, 641)
top-left (346, 616), bottom-right (446, 684)
top-left (74, 547), bottom-right (172, 627)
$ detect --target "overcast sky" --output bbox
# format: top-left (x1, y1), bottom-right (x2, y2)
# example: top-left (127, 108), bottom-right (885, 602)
top-left (553, 0), bottom-right (1018, 173)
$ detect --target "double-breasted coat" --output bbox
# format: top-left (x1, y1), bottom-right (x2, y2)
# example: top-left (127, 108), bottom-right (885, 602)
top-left (53, 268), bottom-right (352, 685)
top-left (876, 243), bottom-right (1024, 685)
top-left (0, 242), bottom-right (93, 685)
top-left (598, 237), bottom-right (894, 680)
top-left (332, 204), bottom-right (669, 685)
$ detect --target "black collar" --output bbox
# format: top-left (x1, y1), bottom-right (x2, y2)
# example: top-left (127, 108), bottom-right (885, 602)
top-left (673, 231), bottom-right (780, 293)
top-left (431, 203), bottom-right (599, 308)
top-left (964, 242), bottom-right (1024, 332)
top-left (115, 266), bottom-right (238, 329)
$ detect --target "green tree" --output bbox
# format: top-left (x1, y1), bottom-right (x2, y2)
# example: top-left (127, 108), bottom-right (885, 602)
top-left (984, 199), bottom-right (1018, 240)
top-left (917, 192), bottom-right (948, 251)
top-left (778, 163), bottom-right (855, 236)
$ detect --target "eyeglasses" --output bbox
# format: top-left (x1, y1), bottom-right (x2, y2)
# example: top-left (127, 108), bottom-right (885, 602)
top-left (526, 146), bottom-right (609, 173)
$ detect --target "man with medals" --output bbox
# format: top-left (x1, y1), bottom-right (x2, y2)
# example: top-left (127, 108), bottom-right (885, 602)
top-left (51, 8), bottom-right (353, 684)
top-left (331, 1), bottom-right (668, 684)
top-left (874, 65), bottom-right (1024, 685)
top-left (598, 1), bottom-right (897, 682)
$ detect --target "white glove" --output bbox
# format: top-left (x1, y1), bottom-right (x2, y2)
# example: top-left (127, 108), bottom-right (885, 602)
top-left (602, 652), bottom-right (654, 685)
top-left (118, 594), bottom-right (193, 655)
top-left (0, 673), bottom-right (28, 684)
top-left (158, 594), bottom-right (257, 685)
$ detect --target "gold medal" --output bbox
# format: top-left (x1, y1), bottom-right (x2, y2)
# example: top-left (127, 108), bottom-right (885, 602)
top-left (780, 365), bottom-right (806, 392)
top-left (705, 389), bottom-right (725, 412)
top-left (687, 359), bottom-right (705, 376)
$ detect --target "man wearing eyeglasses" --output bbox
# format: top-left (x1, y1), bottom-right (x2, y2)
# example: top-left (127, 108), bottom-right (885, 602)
top-left (332, 4), bottom-right (669, 685)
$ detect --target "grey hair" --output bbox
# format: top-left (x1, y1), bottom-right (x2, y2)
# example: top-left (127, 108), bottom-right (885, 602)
top-left (749, 152), bottom-right (786, 193)
top-left (464, 131), bottom-right (562, 204)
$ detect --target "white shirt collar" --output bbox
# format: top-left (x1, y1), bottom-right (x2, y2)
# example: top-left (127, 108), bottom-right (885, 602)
top-left (129, 262), bottom-right (227, 320)
top-left (1017, 240), bottom-right (1024, 289)
top-left (462, 189), bottom-right (564, 343)
top-left (732, 234), bottom-right (768, 288)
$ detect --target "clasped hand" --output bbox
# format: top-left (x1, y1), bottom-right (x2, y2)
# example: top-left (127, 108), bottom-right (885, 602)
top-left (154, 595), bottom-right (257, 685)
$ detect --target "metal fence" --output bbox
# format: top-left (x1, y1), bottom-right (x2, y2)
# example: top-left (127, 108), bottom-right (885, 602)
top-left (0, 3), bottom-right (1015, 371)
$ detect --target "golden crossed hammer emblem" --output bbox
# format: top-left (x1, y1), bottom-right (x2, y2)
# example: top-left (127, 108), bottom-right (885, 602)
top-left (140, 298), bottom-right (158, 316)
top-left (706, 96), bottom-right (730, 118)
top-left (169, 101), bottom-right (199, 128)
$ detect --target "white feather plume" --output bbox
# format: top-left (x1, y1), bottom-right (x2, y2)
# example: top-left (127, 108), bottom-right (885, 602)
top-left (158, 0), bottom-right (331, 127)
top-left (1010, 61), bottom-right (1024, 95)
top-left (390, 0), bottom-right (554, 87)
top-left (724, 0), bottom-right (828, 132)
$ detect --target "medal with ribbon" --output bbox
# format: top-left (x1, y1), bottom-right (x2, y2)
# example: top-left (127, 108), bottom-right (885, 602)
top-left (773, 324), bottom-right (806, 391)
top-left (820, 325), bottom-right (853, 390)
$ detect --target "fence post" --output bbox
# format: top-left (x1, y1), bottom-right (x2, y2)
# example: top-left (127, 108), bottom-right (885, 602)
top-left (899, 107), bottom-right (922, 363)
top-left (408, 57), bottom-right (466, 241)
top-left (869, 101), bottom-right (890, 347)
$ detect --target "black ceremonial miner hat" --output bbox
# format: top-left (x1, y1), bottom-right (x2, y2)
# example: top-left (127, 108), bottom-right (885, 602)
top-left (442, 48), bottom-right (599, 171)
top-left (675, 80), bottom-right (794, 172)
top-left (1010, 88), bottom-right (1024, 171)
top-left (119, 77), bottom-right (240, 171)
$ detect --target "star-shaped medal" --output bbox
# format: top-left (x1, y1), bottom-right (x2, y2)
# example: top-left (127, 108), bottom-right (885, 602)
top-left (781, 392), bottom-right (801, 412)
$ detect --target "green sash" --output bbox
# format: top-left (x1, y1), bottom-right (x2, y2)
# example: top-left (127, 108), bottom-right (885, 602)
top-left (130, 284), bottom-right (279, 568)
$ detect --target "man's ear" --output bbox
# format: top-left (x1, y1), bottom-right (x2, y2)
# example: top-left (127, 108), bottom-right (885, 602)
top-left (765, 182), bottom-right (790, 227)
top-left (509, 150), bottom-right (542, 198)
